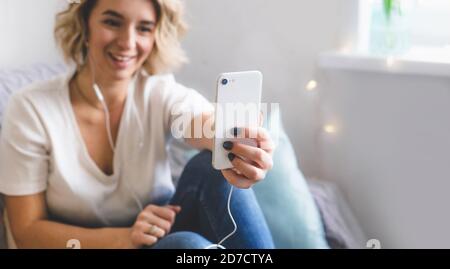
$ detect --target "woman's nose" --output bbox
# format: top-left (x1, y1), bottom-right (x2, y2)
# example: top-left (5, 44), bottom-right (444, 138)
top-left (116, 26), bottom-right (136, 50)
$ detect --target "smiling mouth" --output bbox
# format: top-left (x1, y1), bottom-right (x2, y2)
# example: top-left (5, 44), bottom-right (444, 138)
top-left (108, 52), bottom-right (137, 69)
top-left (108, 52), bottom-right (137, 62)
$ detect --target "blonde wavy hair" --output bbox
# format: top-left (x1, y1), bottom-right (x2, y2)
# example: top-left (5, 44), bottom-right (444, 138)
top-left (54, 0), bottom-right (188, 75)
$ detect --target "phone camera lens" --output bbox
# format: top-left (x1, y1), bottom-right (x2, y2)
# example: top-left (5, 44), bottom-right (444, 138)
top-left (221, 79), bottom-right (228, 85)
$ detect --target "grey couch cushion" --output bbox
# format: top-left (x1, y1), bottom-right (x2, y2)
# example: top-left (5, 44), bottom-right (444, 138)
top-left (0, 63), bottom-right (67, 128)
top-left (307, 178), bottom-right (367, 249)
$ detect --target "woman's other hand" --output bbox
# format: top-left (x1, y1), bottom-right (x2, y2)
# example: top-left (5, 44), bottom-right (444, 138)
top-left (129, 204), bottom-right (181, 248)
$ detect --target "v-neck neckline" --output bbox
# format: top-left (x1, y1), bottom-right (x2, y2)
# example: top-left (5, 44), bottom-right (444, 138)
top-left (63, 71), bottom-right (135, 182)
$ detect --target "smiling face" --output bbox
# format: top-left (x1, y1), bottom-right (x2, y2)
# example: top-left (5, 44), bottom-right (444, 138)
top-left (86, 0), bottom-right (157, 81)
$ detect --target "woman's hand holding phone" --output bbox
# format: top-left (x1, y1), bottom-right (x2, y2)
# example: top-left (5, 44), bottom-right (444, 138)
top-left (211, 70), bottom-right (275, 188)
top-left (220, 126), bottom-right (275, 189)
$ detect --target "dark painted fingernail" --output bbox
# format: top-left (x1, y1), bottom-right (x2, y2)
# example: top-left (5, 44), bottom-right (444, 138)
top-left (228, 153), bottom-right (236, 162)
top-left (223, 141), bottom-right (233, 150)
top-left (232, 127), bottom-right (240, 137)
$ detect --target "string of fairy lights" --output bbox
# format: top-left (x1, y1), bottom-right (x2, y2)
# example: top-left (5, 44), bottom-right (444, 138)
top-left (305, 78), bottom-right (337, 134)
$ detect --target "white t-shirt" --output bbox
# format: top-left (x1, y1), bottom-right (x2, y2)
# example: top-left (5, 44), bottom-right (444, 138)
top-left (0, 70), bottom-right (213, 231)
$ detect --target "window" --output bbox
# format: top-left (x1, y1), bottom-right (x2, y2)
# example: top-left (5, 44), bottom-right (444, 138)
top-left (357, 0), bottom-right (450, 61)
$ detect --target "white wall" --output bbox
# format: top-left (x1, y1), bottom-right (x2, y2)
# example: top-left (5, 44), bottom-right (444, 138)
top-left (177, 0), bottom-right (344, 178)
top-left (0, 0), bottom-right (64, 69)
top-left (319, 70), bottom-right (450, 248)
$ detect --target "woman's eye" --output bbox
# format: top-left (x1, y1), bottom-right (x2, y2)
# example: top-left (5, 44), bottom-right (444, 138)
top-left (103, 19), bottom-right (120, 27)
top-left (138, 26), bottom-right (153, 33)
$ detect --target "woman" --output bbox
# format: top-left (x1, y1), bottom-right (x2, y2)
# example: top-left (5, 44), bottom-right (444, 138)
top-left (0, 0), bottom-right (275, 249)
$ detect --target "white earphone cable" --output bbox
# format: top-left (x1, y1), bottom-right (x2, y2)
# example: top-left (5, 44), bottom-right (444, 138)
top-left (93, 84), bottom-right (116, 153)
top-left (205, 185), bottom-right (236, 249)
top-left (88, 54), bottom-right (144, 213)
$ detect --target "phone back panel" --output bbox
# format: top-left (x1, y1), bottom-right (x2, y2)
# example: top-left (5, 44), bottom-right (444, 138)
top-left (212, 71), bottom-right (263, 170)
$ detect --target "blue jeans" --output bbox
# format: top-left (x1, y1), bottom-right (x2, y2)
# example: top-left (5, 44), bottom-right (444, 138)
top-left (151, 150), bottom-right (274, 249)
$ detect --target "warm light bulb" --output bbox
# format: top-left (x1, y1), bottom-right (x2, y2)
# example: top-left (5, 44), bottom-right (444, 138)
top-left (386, 56), bottom-right (395, 68)
top-left (306, 80), bottom-right (318, 91)
top-left (340, 42), bottom-right (353, 53)
top-left (323, 124), bottom-right (337, 134)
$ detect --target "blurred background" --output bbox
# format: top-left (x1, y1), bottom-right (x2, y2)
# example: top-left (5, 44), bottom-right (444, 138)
top-left (1, 0), bottom-right (450, 248)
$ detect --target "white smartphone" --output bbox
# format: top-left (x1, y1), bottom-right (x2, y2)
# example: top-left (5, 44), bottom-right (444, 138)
top-left (212, 71), bottom-right (263, 170)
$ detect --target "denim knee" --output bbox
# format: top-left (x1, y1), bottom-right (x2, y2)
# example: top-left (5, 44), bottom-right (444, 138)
top-left (183, 150), bottom-right (215, 176)
top-left (151, 232), bottom-right (212, 249)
